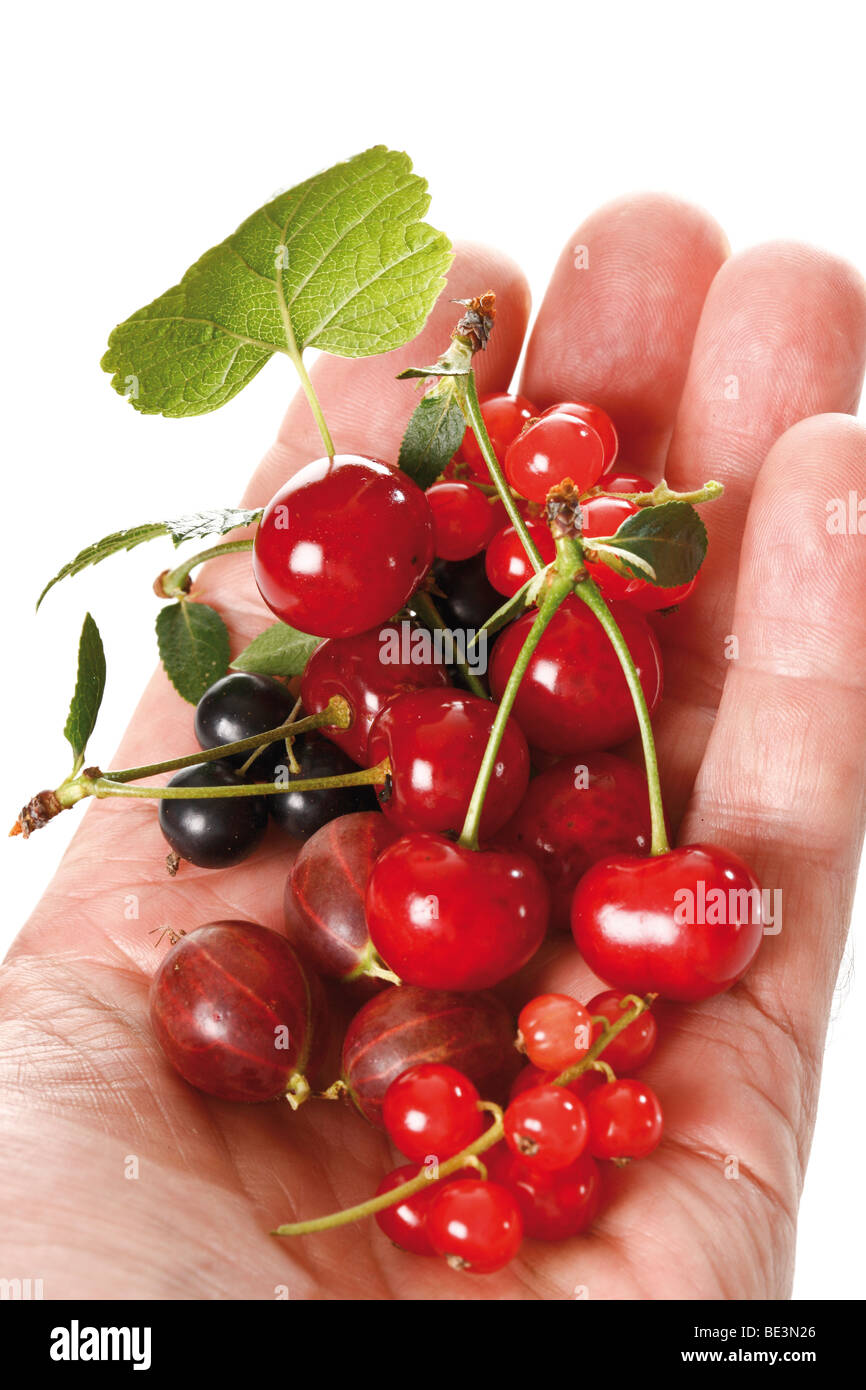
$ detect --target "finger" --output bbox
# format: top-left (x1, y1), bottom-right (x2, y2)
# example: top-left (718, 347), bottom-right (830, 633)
top-left (520, 194), bottom-right (729, 473)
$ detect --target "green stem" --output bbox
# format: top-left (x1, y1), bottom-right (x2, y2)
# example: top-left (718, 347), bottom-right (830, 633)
top-left (626, 479), bottom-right (724, 507)
top-left (159, 539), bottom-right (254, 598)
top-left (553, 994), bottom-right (655, 1088)
top-left (413, 590), bottom-right (488, 700)
top-left (86, 759), bottom-right (390, 804)
top-left (465, 575), bottom-right (540, 655)
top-left (288, 347), bottom-right (335, 458)
top-left (573, 577), bottom-right (669, 856)
top-left (459, 374), bottom-right (544, 572)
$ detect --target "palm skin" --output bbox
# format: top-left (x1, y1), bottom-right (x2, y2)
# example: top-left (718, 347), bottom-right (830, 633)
top-left (3, 195), bottom-right (866, 1301)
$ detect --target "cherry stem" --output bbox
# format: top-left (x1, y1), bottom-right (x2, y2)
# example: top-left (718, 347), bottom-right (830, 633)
top-left (412, 590), bottom-right (489, 700)
top-left (99, 696), bottom-right (352, 784)
top-left (157, 538), bottom-right (254, 599)
top-left (272, 1102), bottom-right (505, 1238)
top-left (553, 993), bottom-right (656, 1088)
top-left (458, 373), bottom-right (544, 573)
top-left (83, 758), bottom-right (391, 804)
top-left (573, 577), bottom-right (670, 856)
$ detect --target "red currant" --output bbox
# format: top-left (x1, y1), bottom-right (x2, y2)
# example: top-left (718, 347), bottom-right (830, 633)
top-left (510, 1062), bottom-right (605, 1105)
top-left (625, 572), bottom-right (700, 612)
top-left (367, 688), bottom-right (530, 839)
top-left (489, 597), bottom-right (663, 753)
top-left (427, 1179), bottom-right (523, 1273)
top-left (542, 401), bottom-right (619, 469)
top-left (585, 1079), bottom-right (663, 1161)
top-left (586, 990), bottom-right (658, 1073)
top-left (572, 844), bottom-right (764, 1002)
top-left (518, 994), bottom-right (593, 1072)
top-left (383, 1063), bottom-right (483, 1163)
top-left (504, 1084), bottom-right (589, 1171)
top-left (425, 482), bottom-right (501, 561)
top-left (487, 1143), bottom-right (602, 1241)
top-left (597, 469), bottom-right (653, 494)
top-left (505, 412), bottom-right (605, 503)
top-left (374, 1165), bottom-right (441, 1255)
top-left (366, 833), bottom-right (550, 991)
top-left (253, 455), bottom-right (434, 638)
top-left (458, 393), bottom-right (537, 481)
top-left (484, 520), bottom-right (556, 597)
top-left (581, 494), bottom-right (644, 602)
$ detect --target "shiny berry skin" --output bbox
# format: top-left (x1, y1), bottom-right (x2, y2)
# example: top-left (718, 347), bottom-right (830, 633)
top-left (194, 672), bottom-right (295, 779)
top-left (427, 1180), bottom-right (523, 1273)
top-left (487, 1143), bottom-right (601, 1241)
top-left (157, 762), bottom-right (269, 868)
top-left (367, 833), bottom-right (550, 991)
top-left (586, 1079), bottom-right (663, 1160)
top-left (342, 984), bottom-right (520, 1126)
top-left (426, 482), bottom-right (500, 561)
top-left (458, 393), bottom-right (537, 481)
top-left (581, 494), bottom-right (643, 602)
top-left (587, 991), bottom-right (658, 1073)
top-left (597, 469), bottom-right (653, 494)
top-left (284, 812), bottom-right (398, 983)
top-left (374, 1166), bottom-right (443, 1255)
top-left (510, 1063), bottom-right (604, 1106)
top-left (505, 412), bottom-right (605, 502)
top-left (542, 401), bottom-right (618, 469)
top-left (253, 455), bottom-right (434, 638)
top-left (504, 1085), bottom-right (589, 1171)
top-left (149, 921), bottom-right (327, 1102)
top-left (573, 844), bottom-right (765, 1003)
top-left (485, 521), bottom-right (556, 597)
top-left (430, 553), bottom-right (504, 633)
top-left (490, 597), bottom-right (663, 754)
top-left (368, 688), bottom-right (530, 839)
top-left (495, 753), bottom-right (652, 930)
top-left (626, 573), bottom-right (699, 612)
top-left (383, 1064), bottom-right (483, 1163)
top-left (518, 994), bottom-right (593, 1072)
top-left (300, 624), bottom-right (449, 766)
top-left (268, 732), bottom-right (376, 839)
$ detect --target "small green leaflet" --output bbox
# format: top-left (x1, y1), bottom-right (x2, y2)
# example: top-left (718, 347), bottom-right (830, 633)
top-left (37, 508), bottom-right (261, 609)
top-left (589, 501), bottom-right (707, 587)
top-left (64, 613), bottom-right (106, 769)
top-left (156, 601), bottom-right (230, 704)
top-left (231, 622), bottom-right (321, 678)
top-left (398, 380), bottom-right (466, 489)
top-left (102, 148), bottom-right (453, 417)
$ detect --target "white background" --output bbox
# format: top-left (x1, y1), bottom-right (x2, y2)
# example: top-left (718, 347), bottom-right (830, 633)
top-left (2, 0), bottom-right (863, 1299)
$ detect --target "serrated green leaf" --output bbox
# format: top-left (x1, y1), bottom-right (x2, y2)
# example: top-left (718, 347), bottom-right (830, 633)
top-left (37, 508), bottom-right (261, 609)
top-left (156, 601), bottom-right (230, 704)
top-left (590, 501), bottom-right (707, 587)
top-left (398, 380), bottom-right (465, 488)
top-left (64, 613), bottom-right (106, 768)
top-left (230, 622), bottom-right (321, 678)
top-left (102, 148), bottom-right (453, 417)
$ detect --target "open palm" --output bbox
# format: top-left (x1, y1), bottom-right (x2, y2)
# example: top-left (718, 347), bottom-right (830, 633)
top-left (2, 196), bottom-right (866, 1301)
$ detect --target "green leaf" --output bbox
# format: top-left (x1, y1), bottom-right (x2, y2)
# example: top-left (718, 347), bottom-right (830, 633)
top-left (102, 147), bottom-right (453, 416)
top-left (589, 501), bottom-right (707, 587)
top-left (398, 380), bottom-right (465, 488)
top-left (37, 508), bottom-right (261, 609)
top-left (156, 600), bottom-right (230, 704)
top-left (230, 622), bottom-right (321, 678)
top-left (64, 613), bottom-right (106, 768)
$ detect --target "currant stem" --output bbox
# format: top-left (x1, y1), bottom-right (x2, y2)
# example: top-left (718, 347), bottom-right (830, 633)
top-left (158, 539), bottom-right (254, 599)
top-left (87, 758), bottom-right (391, 804)
top-left (625, 479), bottom-right (724, 507)
top-left (458, 374), bottom-right (544, 573)
top-left (573, 577), bottom-right (670, 857)
top-left (553, 994), bottom-right (656, 1088)
top-left (289, 347), bottom-right (336, 458)
top-left (412, 590), bottom-right (489, 700)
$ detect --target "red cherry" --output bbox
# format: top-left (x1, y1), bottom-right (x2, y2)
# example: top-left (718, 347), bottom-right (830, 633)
top-left (586, 1079), bottom-right (663, 1160)
top-left (367, 688), bottom-right (530, 839)
top-left (426, 482), bottom-right (501, 561)
top-left (505, 412), bottom-right (605, 502)
top-left (253, 455), bottom-right (434, 638)
top-left (342, 985), bottom-right (520, 1127)
top-left (489, 597), bottom-right (663, 754)
top-left (542, 401), bottom-right (619, 469)
top-left (485, 521), bottom-right (556, 597)
top-left (504, 1084), bottom-right (589, 1171)
top-left (625, 572), bottom-right (700, 612)
top-left (486, 1142), bottom-right (602, 1241)
top-left (517, 993), bottom-right (593, 1072)
top-left (495, 753), bottom-right (653, 930)
top-left (458, 393), bottom-right (538, 481)
top-left (383, 1063), bottom-right (483, 1163)
top-left (572, 844), bottom-right (765, 1002)
top-left (149, 921), bottom-right (327, 1103)
top-left (300, 624), bottom-right (449, 766)
top-left (366, 833), bottom-right (550, 991)
top-left (427, 1179), bottom-right (523, 1273)
top-left (586, 990), bottom-right (658, 1073)
top-left (374, 1165), bottom-right (442, 1255)
top-left (597, 469), bottom-right (653, 494)
top-left (581, 494), bottom-right (644, 602)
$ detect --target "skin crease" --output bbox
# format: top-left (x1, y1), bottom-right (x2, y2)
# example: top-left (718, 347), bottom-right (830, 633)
top-left (1, 205), bottom-right (866, 1300)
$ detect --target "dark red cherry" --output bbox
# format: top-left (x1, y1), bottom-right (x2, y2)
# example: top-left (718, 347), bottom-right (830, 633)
top-left (458, 392), bottom-right (538, 481)
top-left (194, 672), bottom-right (296, 779)
top-left (489, 597), bottom-right (663, 753)
top-left (368, 688), bottom-right (530, 839)
top-left (283, 812), bottom-right (399, 983)
top-left (269, 732), bottom-right (377, 838)
top-left (572, 845), bottom-right (765, 1002)
top-left (485, 521), bottom-right (556, 598)
top-left (486, 1141), bottom-right (602, 1241)
top-left (495, 753), bottom-right (652, 930)
top-left (300, 623), bottom-right (449, 766)
top-left (157, 762), bottom-right (269, 869)
top-left (341, 984), bottom-right (521, 1127)
top-left (253, 455), bottom-right (434, 638)
top-left (367, 833), bottom-right (549, 991)
top-left (541, 401), bottom-right (619, 469)
top-left (149, 921), bottom-right (327, 1103)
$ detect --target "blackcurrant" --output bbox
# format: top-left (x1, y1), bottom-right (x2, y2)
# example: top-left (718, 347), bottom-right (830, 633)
top-left (269, 732), bottom-right (377, 839)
